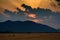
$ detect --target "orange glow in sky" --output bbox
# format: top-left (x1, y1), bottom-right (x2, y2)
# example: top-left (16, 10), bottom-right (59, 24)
top-left (0, 0), bottom-right (60, 17)
top-left (31, 19), bottom-right (43, 23)
top-left (0, 0), bottom-right (60, 12)
top-left (27, 13), bottom-right (37, 18)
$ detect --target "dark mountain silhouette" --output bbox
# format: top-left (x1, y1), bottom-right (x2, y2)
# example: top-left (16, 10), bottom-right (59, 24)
top-left (0, 20), bottom-right (58, 33)
top-left (57, 29), bottom-right (60, 32)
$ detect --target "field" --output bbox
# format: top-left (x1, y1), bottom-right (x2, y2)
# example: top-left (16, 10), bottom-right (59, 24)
top-left (0, 33), bottom-right (60, 40)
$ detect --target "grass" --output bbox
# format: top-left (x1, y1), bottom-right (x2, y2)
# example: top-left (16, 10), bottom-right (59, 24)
top-left (0, 33), bottom-right (60, 40)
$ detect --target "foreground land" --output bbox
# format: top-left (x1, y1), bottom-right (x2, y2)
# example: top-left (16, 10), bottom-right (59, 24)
top-left (0, 33), bottom-right (60, 40)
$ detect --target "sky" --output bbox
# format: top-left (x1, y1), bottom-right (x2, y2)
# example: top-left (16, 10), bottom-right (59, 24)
top-left (0, 0), bottom-right (60, 29)
top-left (0, 0), bottom-right (60, 12)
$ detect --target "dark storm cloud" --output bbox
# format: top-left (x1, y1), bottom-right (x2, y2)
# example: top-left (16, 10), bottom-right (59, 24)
top-left (50, 0), bottom-right (60, 7)
top-left (56, 0), bottom-right (60, 2)
top-left (50, 2), bottom-right (57, 7)
top-left (21, 4), bottom-right (54, 18)
top-left (3, 9), bottom-right (27, 21)
top-left (21, 4), bottom-right (33, 12)
top-left (1, 4), bottom-right (60, 22)
top-left (56, 0), bottom-right (60, 5)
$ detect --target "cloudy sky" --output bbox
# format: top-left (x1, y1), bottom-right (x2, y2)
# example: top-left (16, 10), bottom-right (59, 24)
top-left (0, 0), bottom-right (60, 29)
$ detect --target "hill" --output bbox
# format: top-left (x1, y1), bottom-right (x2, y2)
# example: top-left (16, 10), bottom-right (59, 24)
top-left (0, 20), bottom-right (58, 33)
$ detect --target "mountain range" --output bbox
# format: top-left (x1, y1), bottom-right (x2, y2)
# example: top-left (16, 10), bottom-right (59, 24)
top-left (0, 20), bottom-right (59, 33)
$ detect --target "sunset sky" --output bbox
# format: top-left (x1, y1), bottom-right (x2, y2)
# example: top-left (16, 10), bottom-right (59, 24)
top-left (0, 0), bottom-right (60, 12)
top-left (0, 0), bottom-right (60, 29)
